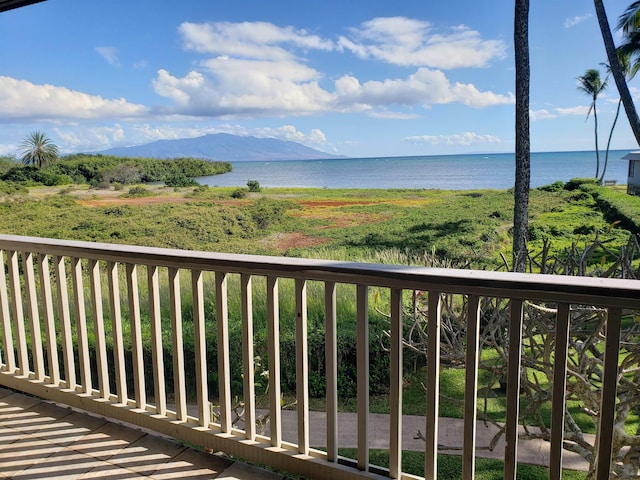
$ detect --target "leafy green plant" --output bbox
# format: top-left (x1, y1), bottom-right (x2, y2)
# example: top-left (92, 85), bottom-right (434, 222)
top-left (247, 180), bottom-right (261, 192)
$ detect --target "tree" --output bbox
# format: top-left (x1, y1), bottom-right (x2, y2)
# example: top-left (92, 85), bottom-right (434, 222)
top-left (601, 52), bottom-right (637, 183)
top-left (513, 0), bottom-right (530, 274)
top-left (577, 69), bottom-right (607, 178)
top-left (593, 0), bottom-right (640, 146)
top-left (18, 131), bottom-right (59, 169)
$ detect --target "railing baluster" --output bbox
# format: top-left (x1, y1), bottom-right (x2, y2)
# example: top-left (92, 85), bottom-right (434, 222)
top-left (0, 250), bottom-right (15, 373)
top-left (107, 261), bottom-right (127, 404)
top-left (192, 269), bottom-right (210, 427)
top-left (126, 263), bottom-right (146, 408)
top-left (148, 265), bottom-right (166, 415)
top-left (241, 273), bottom-right (256, 440)
top-left (595, 307), bottom-right (622, 480)
top-left (357, 284), bottom-right (369, 471)
top-left (296, 279), bottom-right (309, 454)
top-left (504, 298), bottom-right (524, 480)
top-left (37, 254), bottom-right (58, 384)
top-left (425, 291), bottom-right (441, 480)
top-left (389, 287), bottom-right (403, 479)
top-left (216, 272), bottom-right (231, 432)
top-left (325, 281), bottom-right (338, 462)
top-left (8, 250), bottom-right (28, 376)
top-left (267, 276), bottom-right (282, 447)
top-left (71, 258), bottom-right (91, 393)
top-left (549, 302), bottom-right (570, 480)
top-left (23, 252), bottom-right (44, 380)
top-left (169, 267), bottom-right (187, 421)
top-left (89, 259), bottom-right (110, 399)
top-left (55, 255), bottom-right (76, 390)
top-left (462, 294), bottom-right (481, 480)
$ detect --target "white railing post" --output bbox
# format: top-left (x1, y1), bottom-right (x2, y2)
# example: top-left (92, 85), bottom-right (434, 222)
top-left (356, 284), bottom-right (369, 471)
top-left (126, 263), bottom-right (146, 409)
top-left (389, 287), bottom-right (403, 479)
top-left (325, 281), bottom-right (338, 463)
top-left (22, 252), bottom-right (44, 381)
top-left (192, 269), bottom-right (210, 428)
top-left (148, 265), bottom-right (166, 415)
top-left (241, 273), bottom-right (256, 440)
top-left (462, 294), bottom-right (481, 480)
top-left (71, 257), bottom-right (92, 394)
top-left (267, 276), bottom-right (282, 447)
top-left (55, 255), bottom-right (76, 390)
top-left (107, 261), bottom-right (128, 404)
top-left (216, 272), bottom-right (232, 433)
top-left (0, 250), bottom-right (15, 373)
top-left (169, 267), bottom-right (187, 421)
top-left (37, 253), bottom-right (59, 384)
top-left (89, 259), bottom-right (110, 399)
top-left (425, 291), bottom-right (441, 480)
top-left (8, 250), bottom-right (28, 376)
top-left (295, 279), bottom-right (309, 454)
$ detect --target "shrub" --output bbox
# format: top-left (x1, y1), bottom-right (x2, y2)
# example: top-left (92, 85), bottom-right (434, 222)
top-left (100, 164), bottom-right (142, 185)
top-left (537, 180), bottom-right (564, 192)
top-left (231, 188), bottom-right (247, 199)
top-left (247, 180), bottom-right (261, 192)
top-left (125, 186), bottom-right (153, 197)
top-left (564, 177), bottom-right (598, 191)
top-left (165, 174), bottom-right (199, 187)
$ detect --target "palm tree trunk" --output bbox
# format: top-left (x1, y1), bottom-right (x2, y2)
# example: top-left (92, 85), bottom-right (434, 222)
top-left (594, 102), bottom-right (600, 178)
top-left (513, 0), bottom-right (530, 274)
top-left (600, 99), bottom-right (622, 183)
top-left (594, 0), bottom-right (640, 147)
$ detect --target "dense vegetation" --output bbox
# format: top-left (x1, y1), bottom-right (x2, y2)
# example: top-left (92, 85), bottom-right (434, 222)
top-left (0, 153), bottom-right (231, 187)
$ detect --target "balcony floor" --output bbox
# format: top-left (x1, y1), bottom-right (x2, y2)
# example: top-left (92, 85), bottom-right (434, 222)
top-left (0, 387), bottom-right (286, 480)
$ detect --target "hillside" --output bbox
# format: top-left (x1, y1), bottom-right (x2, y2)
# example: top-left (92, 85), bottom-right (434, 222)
top-left (98, 133), bottom-right (341, 162)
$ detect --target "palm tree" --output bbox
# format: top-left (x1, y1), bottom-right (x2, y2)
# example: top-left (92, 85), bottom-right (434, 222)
top-left (593, 0), bottom-right (640, 147)
top-left (513, 0), bottom-right (530, 275)
top-left (600, 52), bottom-right (638, 183)
top-left (577, 69), bottom-right (607, 178)
top-left (19, 131), bottom-right (59, 168)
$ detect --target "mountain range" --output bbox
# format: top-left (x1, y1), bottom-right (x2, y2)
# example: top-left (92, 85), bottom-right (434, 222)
top-left (98, 133), bottom-right (340, 162)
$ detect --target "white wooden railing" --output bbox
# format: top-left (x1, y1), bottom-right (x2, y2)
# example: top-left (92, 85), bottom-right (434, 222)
top-left (1, 234), bottom-right (639, 480)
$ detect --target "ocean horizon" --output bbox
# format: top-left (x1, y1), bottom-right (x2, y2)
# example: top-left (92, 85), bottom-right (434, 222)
top-left (197, 149), bottom-right (634, 190)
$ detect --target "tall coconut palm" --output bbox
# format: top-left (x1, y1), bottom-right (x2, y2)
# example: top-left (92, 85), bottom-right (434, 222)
top-left (577, 69), bottom-right (607, 178)
top-left (513, 0), bottom-right (530, 275)
top-left (600, 52), bottom-right (638, 183)
top-left (19, 131), bottom-right (59, 169)
top-left (593, 0), bottom-right (640, 147)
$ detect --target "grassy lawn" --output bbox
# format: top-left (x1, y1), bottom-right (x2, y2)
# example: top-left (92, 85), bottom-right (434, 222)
top-left (338, 449), bottom-right (587, 480)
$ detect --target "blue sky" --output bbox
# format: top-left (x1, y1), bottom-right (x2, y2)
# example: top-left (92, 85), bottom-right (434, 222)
top-left (1, 0), bottom-right (638, 158)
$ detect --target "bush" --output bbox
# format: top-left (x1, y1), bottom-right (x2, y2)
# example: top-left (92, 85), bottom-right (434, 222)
top-left (125, 186), bottom-right (153, 197)
top-left (165, 174), bottom-right (199, 187)
top-left (564, 177), bottom-right (598, 191)
top-left (537, 180), bottom-right (564, 192)
top-left (247, 180), bottom-right (261, 192)
top-left (231, 188), bottom-right (247, 199)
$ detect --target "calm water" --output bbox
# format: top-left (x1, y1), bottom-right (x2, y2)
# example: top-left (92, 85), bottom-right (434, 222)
top-left (198, 150), bottom-right (634, 190)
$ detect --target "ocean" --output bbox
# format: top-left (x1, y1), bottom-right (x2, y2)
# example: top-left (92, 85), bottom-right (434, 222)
top-left (197, 150), bottom-right (634, 190)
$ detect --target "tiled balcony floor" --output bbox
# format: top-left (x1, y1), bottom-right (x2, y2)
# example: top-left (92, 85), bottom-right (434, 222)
top-left (0, 387), bottom-right (286, 480)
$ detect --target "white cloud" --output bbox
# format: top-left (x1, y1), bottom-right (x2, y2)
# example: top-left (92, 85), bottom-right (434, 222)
top-left (367, 110), bottom-right (420, 120)
top-left (179, 21), bottom-right (334, 61)
top-left (564, 14), bottom-right (592, 28)
top-left (334, 68), bottom-right (514, 110)
top-left (403, 132), bottom-right (501, 146)
top-left (339, 17), bottom-right (506, 69)
top-left (0, 143), bottom-right (18, 156)
top-left (252, 125), bottom-right (327, 148)
top-left (53, 124), bottom-right (126, 152)
top-left (556, 105), bottom-right (590, 116)
top-left (96, 46), bottom-right (120, 66)
top-left (0, 76), bottom-right (148, 120)
top-left (530, 109), bottom-right (557, 120)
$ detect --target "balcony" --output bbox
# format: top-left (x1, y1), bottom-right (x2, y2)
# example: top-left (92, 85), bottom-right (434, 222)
top-left (1, 234), bottom-right (639, 480)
